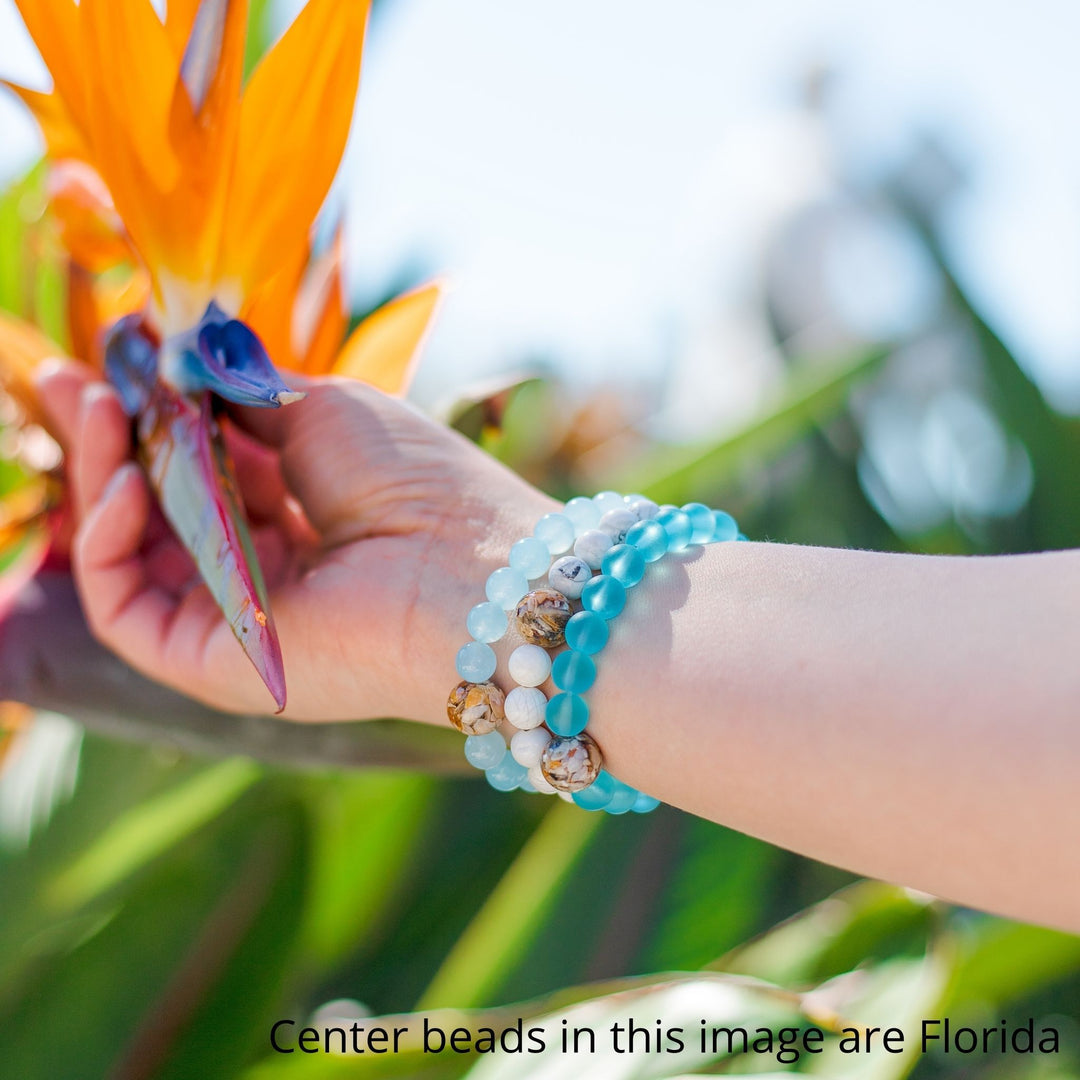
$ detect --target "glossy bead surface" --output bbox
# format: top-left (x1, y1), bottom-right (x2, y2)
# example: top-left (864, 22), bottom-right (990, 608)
top-left (486, 755), bottom-right (528, 792)
top-left (540, 732), bottom-right (603, 792)
top-left (573, 529), bottom-right (613, 570)
top-left (710, 509), bottom-right (738, 542)
top-left (510, 726), bottom-right (551, 768)
top-left (527, 764), bottom-right (557, 794)
top-left (581, 574), bottom-right (626, 620)
top-left (464, 730), bottom-right (506, 769)
top-left (455, 641), bottom-right (497, 682)
top-left (486, 566), bottom-right (529, 610)
top-left (632, 792), bottom-right (661, 813)
top-left (534, 512), bottom-right (575, 554)
top-left (655, 507), bottom-right (693, 551)
top-left (504, 685), bottom-right (547, 729)
top-left (564, 496), bottom-right (601, 535)
top-left (546, 692), bottom-right (589, 737)
top-left (682, 502), bottom-right (716, 544)
top-left (447, 680), bottom-right (505, 735)
top-left (625, 520), bottom-right (668, 562)
top-left (515, 588), bottom-right (572, 648)
top-left (601, 543), bottom-right (645, 588)
top-left (551, 650), bottom-right (596, 694)
top-left (572, 770), bottom-right (616, 811)
top-left (507, 644), bottom-right (551, 687)
top-left (548, 555), bottom-right (592, 600)
top-left (509, 536), bottom-right (552, 579)
top-left (626, 496), bottom-right (660, 521)
top-left (593, 490), bottom-right (624, 516)
top-left (604, 783), bottom-right (638, 815)
top-left (598, 508), bottom-right (637, 544)
top-left (466, 601), bottom-right (508, 643)
top-left (565, 610), bottom-right (609, 655)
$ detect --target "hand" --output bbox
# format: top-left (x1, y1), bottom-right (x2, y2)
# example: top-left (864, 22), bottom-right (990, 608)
top-left (36, 363), bottom-right (555, 721)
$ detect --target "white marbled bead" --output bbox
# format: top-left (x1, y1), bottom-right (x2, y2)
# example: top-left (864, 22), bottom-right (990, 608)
top-left (573, 529), bottom-right (613, 570)
top-left (599, 508), bottom-right (637, 544)
top-left (626, 496), bottom-right (660, 521)
top-left (505, 686), bottom-right (547, 729)
top-left (548, 555), bottom-right (592, 600)
top-left (510, 726), bottom-right (551, 768)
top-left (527, 763), bottom-right (558, 794)
top-left (507, 644), bottom-right (551, 687)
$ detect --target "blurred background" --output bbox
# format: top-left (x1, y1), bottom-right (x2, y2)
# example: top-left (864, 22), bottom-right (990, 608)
top-left (0, 1), bottom-right (1078, 1077)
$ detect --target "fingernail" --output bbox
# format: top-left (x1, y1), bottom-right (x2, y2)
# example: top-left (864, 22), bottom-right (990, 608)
top-left (102, 463), bottom-right (138, 502)
top-left (34, 356), bottom-right (71, 386)
top-left (80, 382), bottom-right (121, 413)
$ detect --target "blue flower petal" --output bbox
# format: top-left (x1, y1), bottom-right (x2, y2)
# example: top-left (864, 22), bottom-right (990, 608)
top-left (104, 315), bottom-right (159, 415)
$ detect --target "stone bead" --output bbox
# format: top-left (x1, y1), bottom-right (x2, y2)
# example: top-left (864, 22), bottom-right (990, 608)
top-left (540, 731), bottom-right (603, 792)
top-left (711, 509), bottom-right (739, 543)
top-left (604, 782), bottom-right (638, 815)
top-left (504, 685), bottom-right (547, 729)
top-left (581, 574), bottom-right (626, 620)
top-left (447, 679), bottom-right (505, 735)
top-left (602, 543), bottom-right (645, 588)
top-left (464, 730), bottom-right (506, 769)
top-left (598, 508), bottom-right (637, 544)
top-left (565, 610), bottom-right (609, 655)
top-left (508, 644), bottom-right (551, 687)
top-left (551, 650), bottom-right (596, 694)
top-left (455, 641), bottom-right (497, 682)
top-left (486, 755), bottom-right (528, 792)
top-left (534, 512), bottom-right (575, 554)
top-left (625, 520), bottom-right (668, 563)
top-left (548, 555), bottom-right (592, 600)
top-left (546, 692), bottom-right (589, 737)
top-left (655, 507), bottom-right (693, 552)
top-left (574, 529), bottom-right (613, 570)
top-left (527, 764), bottom-right (558, 794)
top-left (466, 601), bottom-right (508, 643)
top-left (593, 490), bottom-right (625, 516)
top-left (626, 496), bottom-right (660, 521)
top-left (632, 792), bottom-right (661, 813)
top-left (682, 502), bottom-right (716, 544)
top-left (564, 496), bottom-right (601, 535)
top-left (510, 726), bottom-right (551, 768)
top-left (486, 566), bottom-right (529, 610)
top-left (515, 588), bottom-right (572, 648)
top-left (571, 770), bottom-right (616, 811)
top-left (509, 536), bottom-right (552, 579)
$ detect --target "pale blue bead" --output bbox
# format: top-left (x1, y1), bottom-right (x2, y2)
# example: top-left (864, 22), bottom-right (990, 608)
top-left (456, 641), bottom-right (497, 682)
top-left (535, 512), bottom-right (575, 554)
top-left (737, 532), bottom-right (749, 542)
top-left (682, 502), bottom-right (715, 544)
top-left (632, 792), bottom-right (660, 813)
top-left (546, 692), bottom-right (589, 737)
top-left (552, 649), bottom-right (596, 693)
top-left (581, 574), bottom-right (626, 620)
top-left (655, 507), bottom-right (692, 551)
top-left (710, 510), bottom-right (739, 543)
top-left (464, 731), bottom-right (506, 770)
top-left (572, 770), bottom-right (616, 811)
top-left (565, 610), bottom-right (609, 655)
top-left (467, 601), bottom-right (508, 643)
top-left (604, 782), bottom-right (638, 815)
top-left (486, 566), bottom-right (529, 610)
top-left (486, 755), bottom-right (528, 792)
top-left (593, 490), bottom-right (625, 516)
top-left (625, 520), bottom-right (667, 563)
top-left (510, 536), bottom-right (551, 579)
top-left (564, 496), bottom-right (601, 535)
top-left (601, 543), bottom-right (645, 588)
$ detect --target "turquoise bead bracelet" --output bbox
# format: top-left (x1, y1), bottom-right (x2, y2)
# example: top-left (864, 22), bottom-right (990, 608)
top-left (447, 493), bottom-right (745, 814)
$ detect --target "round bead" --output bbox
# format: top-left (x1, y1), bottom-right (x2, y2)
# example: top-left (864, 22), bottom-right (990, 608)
top-left (564, 496), bottom-right (601, 535)
top-left (507, 644), bottom-right (551, 687)
top-left (527, 764), bottom-right (558, 794)
top-left (625, 520), bottom-right (668, 563)
top-left (504, 685), bottom-right (547, 729)
top-left (581, 575), bottom-right (626, 620)
top-left (573, 529), bottom-right (613, 570)
top-left (510, 726), bottom-right (551, 768)
top-left (486, 755), bottom-right (528, 792)
top-left (455, 641), bottom-right (497, 682)
top-left (655, 507), bottom-right (693, 552)
top-left (466, 601), bottom-right (508, 643)
top-left (572, 770), bottom-right (617, 811)
top-left (515, 588), bottom-right (572, 648)
top-left (710, 510), bottom-right (739, 543)
top-left (602, 543), bottom-right (645, 587)
top-left (593, 490), bottom-right (625, 516)
top-left (632, 792), bottom-right (661, 813)
top-left (604, 783), bottom-right (638, 815)
top-left (626, 496), bottom-right (660, 521)
top-left (509, 536), bottom-right (552, 579)
top-left (598, 508), bottom-right (637, 544)
top-left (546, 692), bottom-right (589, 737)
top-left (551, 650), bottom-right (596, 694)
top-left (682, 502), bottom-right (716, 544)
top-left (464, 730), bottom-right (506, 769)
top-left (534, 512), bottom-right (575, 554)
top-left (447, 680), bottom-right (505, 735)
top-left (738, 532), bottom-right (749, 542)
top-left (540, 732), bottom-right (603, 792)
top-left (486, 566), bottom-right (529, 610)
top-left (548, 555), bottom-right (592, 600)
top-left (565, 610), bottom-right (609, 655)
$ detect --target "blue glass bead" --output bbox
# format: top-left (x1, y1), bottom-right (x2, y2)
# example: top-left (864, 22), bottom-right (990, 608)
top-left (710, 510), bottom-right (738, 543)
top-left (682, 502), bottom-right (715, 544)
top-left (572, 770), bottom-right (616, 811)
top-left (625, 520), bottom-right (667, 563)
top-left (738, 532), bottom-right (749, 542)
top-left (601, 543), bottom-right (645, 588)
top-left (655, 507), bottom-right (692, 551)
top-left (510, 536), bottom-right (552, 579)
top-left (546, 692), bottom-right (589, 737)
top-left (466, 601), bottom-right (508, 643)
top-left (486, 566), bottom-right (529, 610)
top-left (552, 650), bottom-right (596, 694)
top-left (604, 783), bottom-right (638, 815)
top-left (534, 512), bottom-right (575, 554)
top-left (464, 730), bottom-right (506, 770)
top-left (486, 755), bottom-right (528, 792)
top-left (564, 495), bottom-right (601, 535)
top-left (581, 574), bottom-right (626, 620)
top-left (565, 610), bottom-right (609, 655)
top-left (631, 792), bottom-right (660, 813)
top-left (593, 490), bottom-right (625, 516)
top-left (456, 641), bottom-right (497, 681)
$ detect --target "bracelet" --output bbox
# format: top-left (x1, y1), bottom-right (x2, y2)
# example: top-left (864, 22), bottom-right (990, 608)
top-left (447, 492), bottom-right (743, 814)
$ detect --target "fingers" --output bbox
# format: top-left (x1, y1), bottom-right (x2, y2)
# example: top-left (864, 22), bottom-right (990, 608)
top-left (34, 358), bottom-right (98, 450)
top-left (73, 382), bottom-right (133, 518)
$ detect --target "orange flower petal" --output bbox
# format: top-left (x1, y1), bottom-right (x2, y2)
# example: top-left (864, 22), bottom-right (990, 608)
top-left (0, 82), bottom-right (87, 162)
top-left (12, 0), bottom-right (88, 136)
top-left (47, 161), bottom-right (133, 273)
top-left (0, 311), bottom-right (68, 425)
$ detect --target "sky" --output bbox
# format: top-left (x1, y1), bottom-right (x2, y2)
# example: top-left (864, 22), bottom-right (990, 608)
top-left (2, 0), bottom-right (1079, 415)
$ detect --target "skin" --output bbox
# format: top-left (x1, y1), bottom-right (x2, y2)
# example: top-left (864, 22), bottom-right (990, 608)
top-left (36, 361), bottom-right (1080, 933)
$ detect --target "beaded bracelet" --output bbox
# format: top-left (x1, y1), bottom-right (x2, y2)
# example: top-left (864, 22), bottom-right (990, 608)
top-left (447, 492), bottom-right (743, 814)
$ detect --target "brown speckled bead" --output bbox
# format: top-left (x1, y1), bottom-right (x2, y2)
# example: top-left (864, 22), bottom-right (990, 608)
top-left (540, 732), bottom-right (603, 792)
top-left (515, 588), bottom-right (572, 648)
top-left (447, 680), bottom-right (505, 735)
